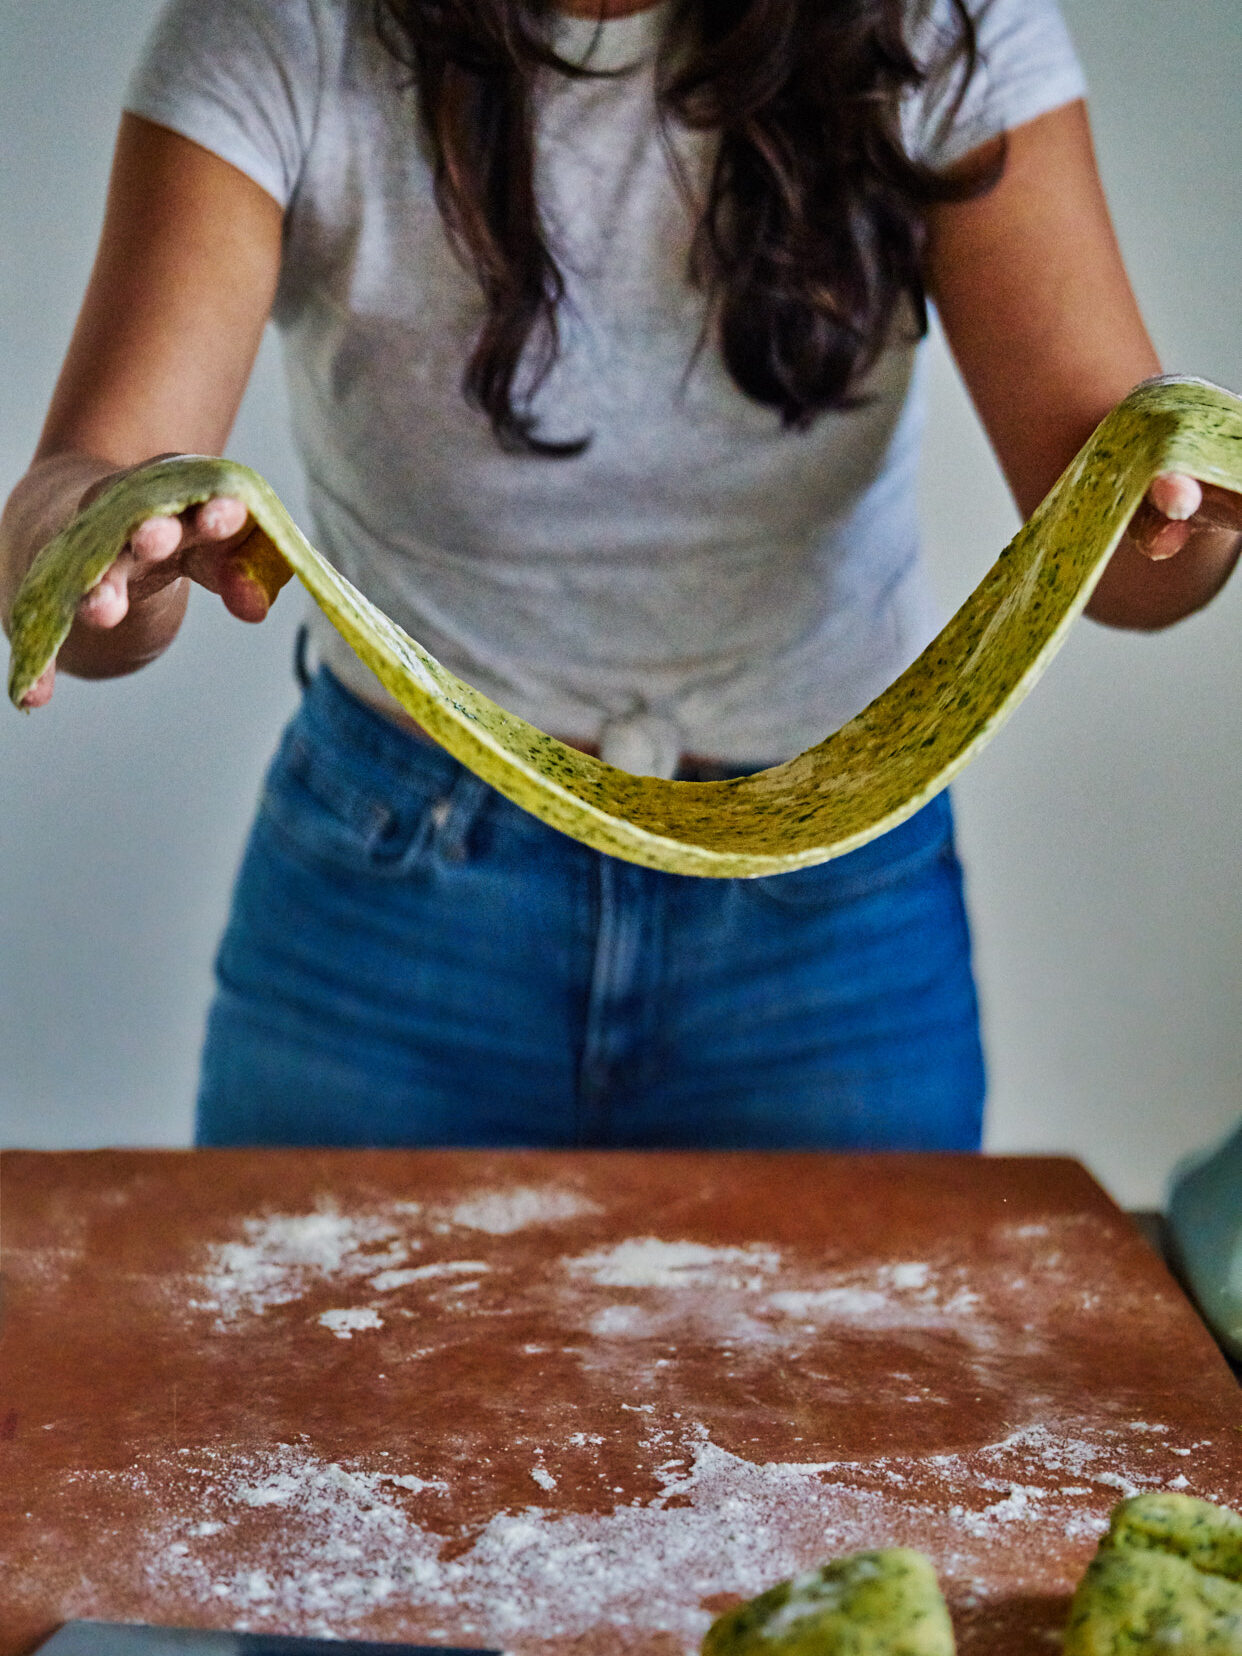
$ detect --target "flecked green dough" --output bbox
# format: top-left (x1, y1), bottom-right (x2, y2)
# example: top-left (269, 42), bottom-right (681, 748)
top-left (1064, 1492), bottom-right (1242, 1656)
top-left (8, 376), bottom-right (1242, 876)
top-left (702, 1550), bottom-right (955, 1656)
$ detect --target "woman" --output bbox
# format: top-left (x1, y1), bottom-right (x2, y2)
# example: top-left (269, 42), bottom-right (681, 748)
top-left (3, 0), bottom-right (1239, 1151)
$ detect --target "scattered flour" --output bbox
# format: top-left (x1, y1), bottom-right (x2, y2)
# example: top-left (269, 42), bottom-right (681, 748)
top-left (319, 1308), bottom-right (384, 1339)
top-left (369, 1262), bottom-right (490, 1292)
top-left (769, 1286), bottom-right (955, 1325)
top-left (188, 1199), bottom-right (1005, 1361)
top-left (69, 1417), bottom-right (1184, 1650)
top-left (566, 1239), bottom-right (781, 1290)
top-left (563, 1241), bottom-right (1000, 1357)
top-left (380, 1474), bottom-right (450, 1495)
top-left (889, 1263), bottom-right (932, 1290)
top-left (239, 1473), bottom-right (305, 1508)
top-left (589, 1304), bottom-right (651, 1337)
top-left (190, 1207), bottom-right (421, 1325)
top-left (449, 1187), bottom-right (600, 1235)
top-left (188, 1184), bottom-right (591, 1327)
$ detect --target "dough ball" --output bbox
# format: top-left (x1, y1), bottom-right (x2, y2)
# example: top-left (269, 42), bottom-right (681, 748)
top-left (1064, 1491), bottom-right (1242, 1655)
top-left (702, 1549), bottom-right (955, 1656)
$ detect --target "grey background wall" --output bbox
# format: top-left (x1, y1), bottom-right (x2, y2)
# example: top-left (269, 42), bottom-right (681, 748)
top-left (2, 0), bottom-right (1239, 1204)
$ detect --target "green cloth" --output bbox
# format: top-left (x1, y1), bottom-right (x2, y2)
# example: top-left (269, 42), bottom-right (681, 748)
top-left (1168, 1122), bottom-right (1242, 1362)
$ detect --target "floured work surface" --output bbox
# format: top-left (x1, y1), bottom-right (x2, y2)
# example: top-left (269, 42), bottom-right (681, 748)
top-left (1, 1151), bottom-right (1239, 1656)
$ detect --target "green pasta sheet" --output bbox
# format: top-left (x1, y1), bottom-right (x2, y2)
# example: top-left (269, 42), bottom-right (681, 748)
top-left (8, 376), bottom-right (1242, 877)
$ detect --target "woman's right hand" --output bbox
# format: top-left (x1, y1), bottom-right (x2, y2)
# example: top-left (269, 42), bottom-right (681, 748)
top-left (16, 460), bottom-right (274, 710)
top-left (77, 468), bottom-right (266, 627)
top-left (4, 110), bottom-right (286, 707)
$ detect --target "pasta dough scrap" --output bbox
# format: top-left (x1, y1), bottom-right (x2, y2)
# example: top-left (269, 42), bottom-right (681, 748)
top-left (701, 1549), bottom-right (955, 1656)
top-left (8, 377), bottom-right (1242, 877)
top-left (1064, 1491), bottom-right (1242, 1656)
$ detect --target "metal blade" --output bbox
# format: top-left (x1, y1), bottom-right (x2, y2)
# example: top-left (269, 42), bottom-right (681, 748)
top-left (34, 1625), bottom-right (502, 1656)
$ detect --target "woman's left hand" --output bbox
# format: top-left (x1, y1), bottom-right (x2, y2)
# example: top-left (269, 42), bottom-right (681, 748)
top-left (1131, 473), bottom-right (1242, 562)
top-left (925, 101), bottom-right (1242, 628)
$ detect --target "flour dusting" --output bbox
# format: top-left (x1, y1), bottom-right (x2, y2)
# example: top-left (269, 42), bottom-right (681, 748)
top-left (370, 1262), bottom-right (490, 1292)
top-left (449, 1187), bottom-right (600, 1235)
top-left (67, 1417), bottom-right (1195, 1650)
top-left (189, 1200), bottom-right (1010, 1359)
top-left (319, 1308), bottom-right (384, 1339)
top-left (188, 1185), bottom-right (580, 1328)
top-left (190, 1207), bottom-right (421, 1325)
top-left (558, 1240), bottom-right (1003, 1360)
top-left (567, 1239), bottom-right (781, 1290)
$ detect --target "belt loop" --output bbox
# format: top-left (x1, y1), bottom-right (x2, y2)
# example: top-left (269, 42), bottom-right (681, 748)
top-left (433, 769), bottom-right (492, 864)
top-left (294, 623), bottom-right (314, 691)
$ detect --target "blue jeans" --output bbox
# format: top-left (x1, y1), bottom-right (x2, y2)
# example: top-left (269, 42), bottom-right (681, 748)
top-left (196, 668), bottom-right (986, 1150)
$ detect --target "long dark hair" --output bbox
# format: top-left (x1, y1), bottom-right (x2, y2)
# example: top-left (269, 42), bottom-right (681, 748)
top-left (374, 0), bottom-right (1000, 455)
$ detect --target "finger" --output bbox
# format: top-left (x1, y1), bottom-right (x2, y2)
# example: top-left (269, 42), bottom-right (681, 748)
top-left (1147, 472), bottom-right (1202, 523)
top-left (1141, 517), bottom-right (1192, 563)
top-left (1127, 493), bottom-right (1192, 562)
top-left (129, 515), bottom-right (185, 564)
top-left (220, 569), bottom-right (271, 622)
top-left (20, 663), bottom-right (56, 710)
top-left (77, 562), bottom-right (133, 628)
top-left (187, 496), bottom-right (249, 544)
top-left (180, 538), bottom-right (271, 622)
top-left (217, 563), bottom-right (271, 624)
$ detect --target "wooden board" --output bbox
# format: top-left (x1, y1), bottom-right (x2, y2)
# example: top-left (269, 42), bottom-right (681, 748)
top-left (1, 1150), bottom-right (1238, 1656)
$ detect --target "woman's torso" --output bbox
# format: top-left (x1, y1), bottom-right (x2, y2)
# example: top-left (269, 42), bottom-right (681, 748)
top-left (126, 0), bottom-right (1084, 772)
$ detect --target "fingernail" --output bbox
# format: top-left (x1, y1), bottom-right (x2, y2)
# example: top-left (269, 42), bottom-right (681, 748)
top-left (1147, 532), bottom-right (1183, 560)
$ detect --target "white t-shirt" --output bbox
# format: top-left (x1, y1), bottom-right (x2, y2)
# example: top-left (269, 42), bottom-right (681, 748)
top-left (126, 0), bottom-right (1085, 774)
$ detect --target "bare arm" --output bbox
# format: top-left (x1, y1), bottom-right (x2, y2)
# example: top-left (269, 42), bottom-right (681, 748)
top-left (925, 100), bottom-right (1242, 630)
top-left (0, 112), bottom-right (285, 704)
